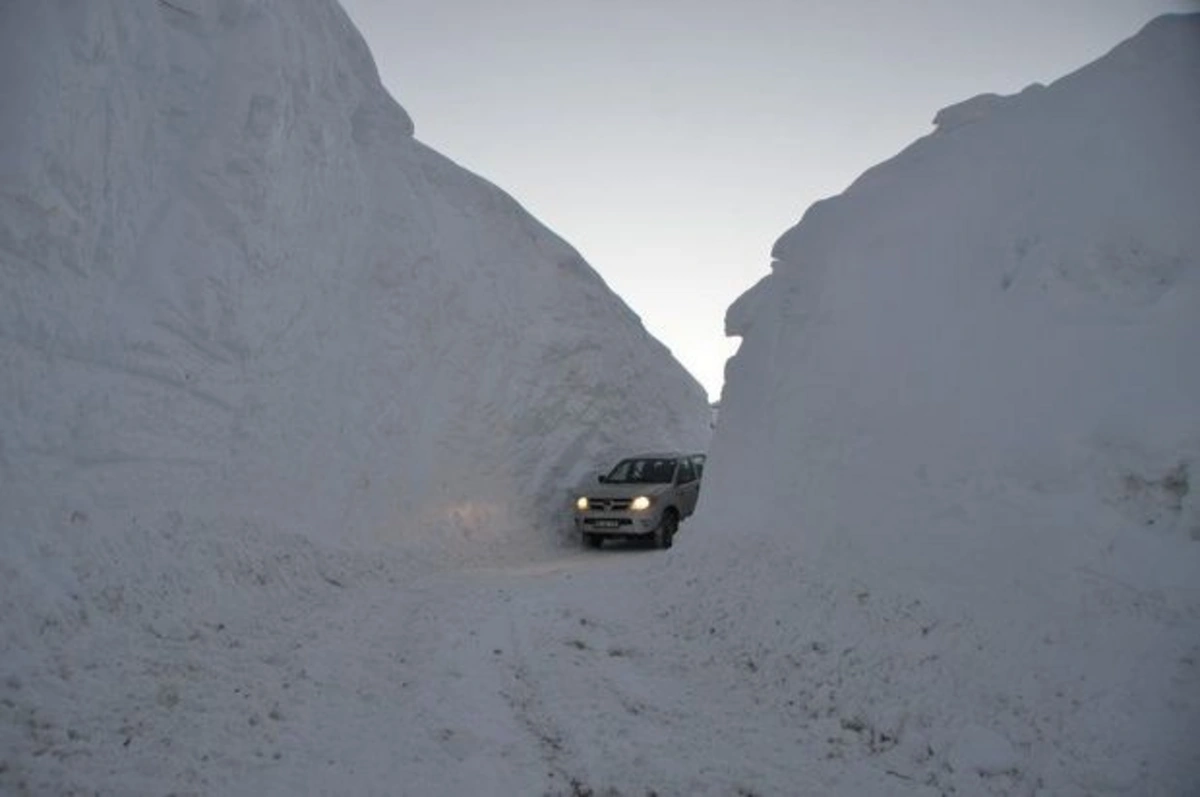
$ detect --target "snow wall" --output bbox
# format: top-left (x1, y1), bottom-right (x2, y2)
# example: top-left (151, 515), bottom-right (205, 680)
top-left (0, 1), bottom-right (708, 625)
top-left (684, 14), bottom-right (1200, 794)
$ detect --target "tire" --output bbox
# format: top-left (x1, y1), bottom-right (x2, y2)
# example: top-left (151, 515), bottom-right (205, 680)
top-left (655, 510), bottom-right (678, 550)
top-left (583, 532), bottom-right (602, 549)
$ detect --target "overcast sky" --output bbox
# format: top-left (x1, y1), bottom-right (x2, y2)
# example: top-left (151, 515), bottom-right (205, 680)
top-left (338, 0), bottom-right (1195, 400)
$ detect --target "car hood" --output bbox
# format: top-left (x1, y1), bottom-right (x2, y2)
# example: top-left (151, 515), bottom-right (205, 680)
top-left (582, 483), bottom-right (672, 499)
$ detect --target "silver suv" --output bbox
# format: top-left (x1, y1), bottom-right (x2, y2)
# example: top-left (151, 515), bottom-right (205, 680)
top-left (573, 452), bottom-right (706, 549)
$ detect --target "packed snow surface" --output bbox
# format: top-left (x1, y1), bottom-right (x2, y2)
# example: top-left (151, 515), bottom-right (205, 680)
top-left (3, 3), bottom-right (1199, 796)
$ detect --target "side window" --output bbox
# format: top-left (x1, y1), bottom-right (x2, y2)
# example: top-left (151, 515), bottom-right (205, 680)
top-left (692, 455), bottom-right (705, 479)
top-left (676, 458), bottom-right (696, 484)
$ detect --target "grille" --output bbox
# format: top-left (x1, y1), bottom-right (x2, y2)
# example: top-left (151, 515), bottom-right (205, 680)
top-left (587, 497), bottom-right (633, 512)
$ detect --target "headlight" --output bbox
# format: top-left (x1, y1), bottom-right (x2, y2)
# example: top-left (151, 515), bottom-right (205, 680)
top-left (575, 496), bottom-right (589, 511)
top-left (630, 496), bottom-right (652, 511)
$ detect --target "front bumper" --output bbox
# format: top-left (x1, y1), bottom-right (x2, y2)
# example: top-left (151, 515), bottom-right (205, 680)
top-left (575, 513), bottom-right (659, 536)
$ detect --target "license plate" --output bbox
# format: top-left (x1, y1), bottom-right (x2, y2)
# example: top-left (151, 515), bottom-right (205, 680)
top-left (593, 520), bottom-right (620, 529)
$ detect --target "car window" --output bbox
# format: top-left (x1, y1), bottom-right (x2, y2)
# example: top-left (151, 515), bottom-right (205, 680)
top-left (691, 455), bottom-right (705, 479)
top-left (677, 458), bottom-right (696, 484)
top-left (606, 458), bottom-right (677, 484)
top-left (648, 459), bottom-right (677, 483)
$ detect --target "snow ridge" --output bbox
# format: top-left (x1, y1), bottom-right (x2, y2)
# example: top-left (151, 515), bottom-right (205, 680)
top-left (695, 13), bottom-right (1200, 795)
top-left (0, 0), bottom-right (708, 555)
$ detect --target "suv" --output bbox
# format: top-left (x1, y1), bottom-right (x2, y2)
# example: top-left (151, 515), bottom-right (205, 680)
top-left (574, 452), bottom-right (706, 549)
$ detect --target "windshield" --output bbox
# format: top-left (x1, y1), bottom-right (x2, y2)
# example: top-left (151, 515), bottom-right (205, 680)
top-left (604, 458), bottom-right (678, 484)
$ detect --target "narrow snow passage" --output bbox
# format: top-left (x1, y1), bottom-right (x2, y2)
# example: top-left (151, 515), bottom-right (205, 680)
top-left (204, 546), bottom-right (808, 797)
top-left (6, 539), bottom-right (861, 797)
top-left (16, 520), bottom-right (1189, 796)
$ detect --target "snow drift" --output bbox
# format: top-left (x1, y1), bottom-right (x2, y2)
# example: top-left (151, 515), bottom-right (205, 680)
top-left (0, 0), bottom-right (708, 560)
top-left (0, 0), bottom-right (707, 774)
top-left (686, 13), bottom-right (1200, 795)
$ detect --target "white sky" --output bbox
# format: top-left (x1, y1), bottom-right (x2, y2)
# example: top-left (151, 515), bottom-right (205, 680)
top-left (338, 0), bottom-right (1195, 400)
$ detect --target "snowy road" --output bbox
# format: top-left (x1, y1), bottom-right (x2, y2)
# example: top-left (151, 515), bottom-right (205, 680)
top-left (8, 537), bottom-right (890, 796)
top-left (177, 537), bottom-right (978, 797)
top-left (217, 547), bottom-right (805, 797)
top-left (5, 541), bottom-right (792, 796)
top-left (8, 530), bottom-right (1189, 797)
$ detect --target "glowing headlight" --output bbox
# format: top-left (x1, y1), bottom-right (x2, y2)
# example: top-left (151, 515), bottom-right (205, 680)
top-left (575, 496), bottom-right (589, 511)
top-left (630, 496), bottom-right (652, 511)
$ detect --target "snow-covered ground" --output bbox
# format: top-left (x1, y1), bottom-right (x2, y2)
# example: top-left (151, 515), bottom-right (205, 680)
top-left (3, 2), bottom-right (1199, 796)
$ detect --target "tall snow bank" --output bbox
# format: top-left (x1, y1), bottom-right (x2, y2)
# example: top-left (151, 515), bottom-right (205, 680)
top-left (686, 14), bottom-right (1200, 795)
top-left (0, 0), bottom-right (706, 683)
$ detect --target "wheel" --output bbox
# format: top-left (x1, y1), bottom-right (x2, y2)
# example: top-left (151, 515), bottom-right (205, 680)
top-left (583, 532), bottom-right (602, 549)
top-left (654, 510), bottom-right (678, 550)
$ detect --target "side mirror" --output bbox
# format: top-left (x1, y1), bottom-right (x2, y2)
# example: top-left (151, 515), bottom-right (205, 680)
top-left (597, 474), bottom-right (608, 484)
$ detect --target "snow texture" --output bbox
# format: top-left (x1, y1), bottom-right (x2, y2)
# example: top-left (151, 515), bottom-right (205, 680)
top-left (696, 12), bottom-right (1200, 795)
top-left (3, 3), bottom-right (1199, 796)
top-left (1, 2), bottom-right (708, 790)
top-left (0, 0), bottom-right (708, 561)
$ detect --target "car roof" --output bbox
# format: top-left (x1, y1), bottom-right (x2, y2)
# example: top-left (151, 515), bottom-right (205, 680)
top-left (618, 451), bottom-right (703, 460)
